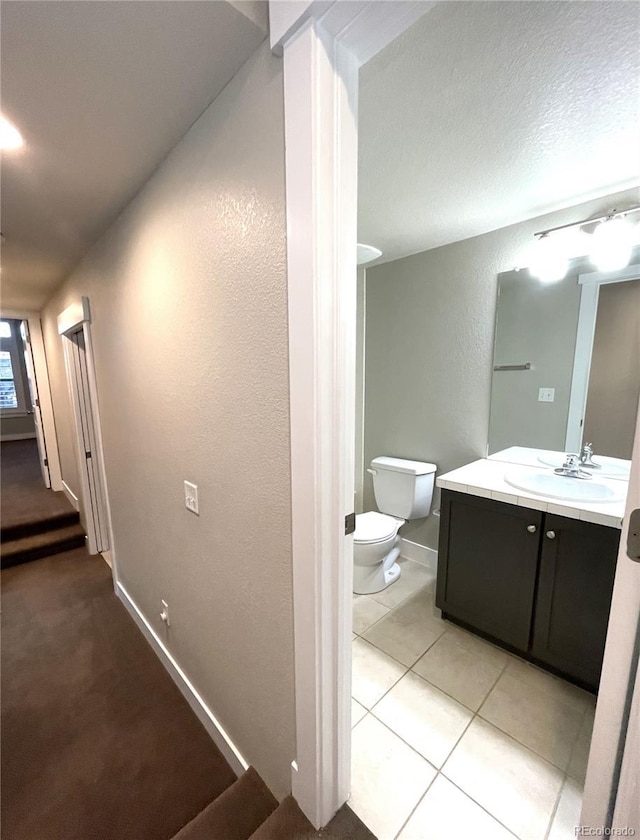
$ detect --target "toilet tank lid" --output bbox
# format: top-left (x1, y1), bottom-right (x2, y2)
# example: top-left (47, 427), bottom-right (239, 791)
top-left (371, 456), bottom-right (437, 476)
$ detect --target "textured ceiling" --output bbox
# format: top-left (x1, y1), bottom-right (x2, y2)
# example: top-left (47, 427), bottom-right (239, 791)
top-left (358, 1), bottom-right (640, 265)
top-left (0, 1), bottom-right (266, 310)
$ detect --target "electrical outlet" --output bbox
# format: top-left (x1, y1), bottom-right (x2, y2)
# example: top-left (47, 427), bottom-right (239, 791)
top-left (538, 387), bottom-right (555, 403)
top-left (160, 600), bottom-right (170, 626)
top-left (184, 480), bottom-right (199, 515)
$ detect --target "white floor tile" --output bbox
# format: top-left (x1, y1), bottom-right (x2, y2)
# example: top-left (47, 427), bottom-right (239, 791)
top-left (363, 587), bottom-right (446, 667)
top-left (441, 624), bottom-right (511, 670)
top-left (367, 558), bottom-right (436, 609)
top-left (353, 595), bottom-right (390, 635)
top-left (479, 671), bottom-right (583, 769)
top-left (413, 632), bottom-right (503, 711)
top-left (397, 774), bottom-right (516, 839)
top-left (548, 777), bottom-right (583, 840)
top-left (374, 671), bottom-right (472, 768)
top-left (350, 715), bottom-right (436, 840)
top-left (352, 637), bottom-right (407, 709)
top-left (352, 698), bottom-right (368, 729)
top-left (504, 657), bottom-right (592, 714)
top-left (567, 703), bottom-right (596, 785)
top-left (443, 718), bottom-right (564, 840)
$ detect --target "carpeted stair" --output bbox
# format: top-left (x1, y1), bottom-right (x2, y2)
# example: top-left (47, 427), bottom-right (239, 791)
top-left (1, 439), bottom-right (86, 568)
top-left (1, 517), bottom-right (86, 568)
top-left (171, 768), bottom-right (376, 840)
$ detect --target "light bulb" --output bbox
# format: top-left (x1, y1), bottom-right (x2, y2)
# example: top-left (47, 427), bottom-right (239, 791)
top-left (528, 234), bottom-right (569, 283)
top-left (590, 218), bottom-right (635, 272)
top-left (0, 116), bottom-right (23, 151)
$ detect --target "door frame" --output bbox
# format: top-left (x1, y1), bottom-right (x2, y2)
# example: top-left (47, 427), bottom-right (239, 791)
top-left (565, 263), bottom-right (640, 452)
top-left (582, 394), bottom-right (640, 830)
top-left (57, 296), bottom-right (115, 566)
top-left (271, 1), bottom-right (436, 827)
top-left (0, 307), bottom-right (62, 490)
top-left (273, 0), bottom-right (640, 830)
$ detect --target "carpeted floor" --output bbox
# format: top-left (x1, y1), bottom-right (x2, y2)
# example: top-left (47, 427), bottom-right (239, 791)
top-left (1, 439), bottom-right (76, 531)
top-left (1, 549), bottom-right (237, 840)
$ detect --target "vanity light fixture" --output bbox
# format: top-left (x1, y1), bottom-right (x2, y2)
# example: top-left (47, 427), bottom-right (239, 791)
top-left (527, 205), bottom-right (640, 282)
top-left (528, 232), bottom-right (570, 283)
top-left (0, 115), bottom-right (23, 151)
top-left (589, 215), bottom-right (637, 272)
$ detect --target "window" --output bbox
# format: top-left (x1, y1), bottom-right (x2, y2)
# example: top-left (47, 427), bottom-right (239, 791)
top-left (0, 320), bottom-right (28, 413)
top-left (0, 350), bottom-right (18, 408)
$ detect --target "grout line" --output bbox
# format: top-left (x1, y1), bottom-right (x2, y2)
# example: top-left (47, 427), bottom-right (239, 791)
top-left (443, 774), bottom-right (521, 838)
top-left (391, 773), bottom-right (438, 839)
top-left (543, 772), bottom-right (568, 840)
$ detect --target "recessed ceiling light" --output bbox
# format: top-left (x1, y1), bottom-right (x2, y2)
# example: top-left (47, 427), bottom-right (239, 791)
top-left (0, 116), bottom-right (24, 151)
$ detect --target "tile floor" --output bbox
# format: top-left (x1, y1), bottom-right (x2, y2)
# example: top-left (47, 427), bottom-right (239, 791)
top-left (350, 557), bottom-right (596, 840)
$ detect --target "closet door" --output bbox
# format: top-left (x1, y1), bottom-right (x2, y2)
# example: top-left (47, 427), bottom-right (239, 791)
top-left (68, 328), bottom-right (109, 554)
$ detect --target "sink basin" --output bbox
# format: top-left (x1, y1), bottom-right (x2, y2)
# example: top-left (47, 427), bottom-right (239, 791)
top-left (504, 469), bottom-right (627, 503)
top-left (536, 453), bottom-right (630, 480)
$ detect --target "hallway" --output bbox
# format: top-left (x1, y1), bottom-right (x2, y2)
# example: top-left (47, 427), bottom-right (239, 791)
top-left (1, 548), bottom-right (238, 839)
top-left (0, 435), bottom-right (377, 839)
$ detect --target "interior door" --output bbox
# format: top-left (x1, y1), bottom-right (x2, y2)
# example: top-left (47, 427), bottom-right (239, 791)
top-left (67, 327), bottom-right (109, 554)
top-left (20, 320), bottom-right (51, 488)
top-left (581, 398), bottom-right (640, 830)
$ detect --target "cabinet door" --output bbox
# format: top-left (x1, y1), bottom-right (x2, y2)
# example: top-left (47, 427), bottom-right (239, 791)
top-left (531, 514), bottom-right (619, 690)
top-left (436, 491), bottom-right (542, 651)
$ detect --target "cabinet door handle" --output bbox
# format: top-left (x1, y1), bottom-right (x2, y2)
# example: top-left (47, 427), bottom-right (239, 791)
top-left (527, 524), bottom-right (537, 533)
top-left (546, 530), bottom-right (556, 540)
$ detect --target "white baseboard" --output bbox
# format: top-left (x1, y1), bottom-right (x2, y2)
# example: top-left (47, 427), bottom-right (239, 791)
top-left (400, 538), bottom-right (438, 570)
top-left (62, 480), bottom-right (80, 511)
top-left (116, 581), bottom-right (248, 778)
top-left (1, 432), bottom-right (37, 441)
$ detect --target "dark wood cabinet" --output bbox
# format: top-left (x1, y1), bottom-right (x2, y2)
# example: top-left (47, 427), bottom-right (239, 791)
top-left (531, 514), bottom-right (619, 688)
top-left (436, 492), bottom-right (542, 651)
top-left (436, 490), bottom-right (619, 691)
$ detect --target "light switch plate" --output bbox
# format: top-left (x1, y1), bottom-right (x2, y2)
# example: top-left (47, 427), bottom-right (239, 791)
top-left (538, 387), bottom-right (555, 403)
top-left (184, 481), bottom-right (199, 515)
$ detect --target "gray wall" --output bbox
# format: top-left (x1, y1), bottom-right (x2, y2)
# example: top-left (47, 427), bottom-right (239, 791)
top-left (41, 44), bottom-right (295, 798)
top-left (361, 187), bottom-right (639, 551)
top-left (1, 414), bottom-right (36, 440)
top-left (584, 279), bottom-right (640, 460)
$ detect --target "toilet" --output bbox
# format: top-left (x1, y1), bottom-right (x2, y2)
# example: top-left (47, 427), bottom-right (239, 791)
top-left (353, 456), bottom-right (437, 595)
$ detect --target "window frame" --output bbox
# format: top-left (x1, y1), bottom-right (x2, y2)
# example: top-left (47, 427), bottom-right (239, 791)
top-left (0, 320), bottom-right (30, 416)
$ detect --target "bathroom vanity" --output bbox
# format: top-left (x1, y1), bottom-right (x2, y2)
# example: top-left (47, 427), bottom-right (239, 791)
top-left (435, 451), bottom-right (628, 692)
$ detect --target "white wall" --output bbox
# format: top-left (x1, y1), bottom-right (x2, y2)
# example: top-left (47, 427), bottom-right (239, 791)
top-left (362, 187), bottom-right (639, 551)
top-left (41, 43), bottom-right (295, 798)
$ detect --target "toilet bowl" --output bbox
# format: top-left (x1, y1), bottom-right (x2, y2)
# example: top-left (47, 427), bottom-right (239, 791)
top-left (353, 456), bottom-right (436, 595)
top-left (353, 512), bottom-right (404, 595)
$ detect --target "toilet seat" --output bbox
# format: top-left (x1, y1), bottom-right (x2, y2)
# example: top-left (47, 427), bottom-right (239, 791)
top-left (354, 511), bottom-right (403, 544)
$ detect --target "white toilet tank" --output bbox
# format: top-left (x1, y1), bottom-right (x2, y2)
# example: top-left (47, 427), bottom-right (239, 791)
top-left (371, 456), bottom-right (437, 519)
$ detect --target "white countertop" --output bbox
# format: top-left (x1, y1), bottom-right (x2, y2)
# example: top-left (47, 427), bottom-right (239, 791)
top-left (437, 453), bottom-right (626, 529)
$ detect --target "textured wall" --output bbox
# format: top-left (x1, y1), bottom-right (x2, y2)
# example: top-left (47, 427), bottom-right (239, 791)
top-left (41, 44), bottom-right (295, 798)
top-left (362, 187), bottom-right (639, 551)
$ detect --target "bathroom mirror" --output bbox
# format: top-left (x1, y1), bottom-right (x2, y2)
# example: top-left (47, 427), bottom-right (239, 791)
top-left (488, 254), bottom-right (640, 460)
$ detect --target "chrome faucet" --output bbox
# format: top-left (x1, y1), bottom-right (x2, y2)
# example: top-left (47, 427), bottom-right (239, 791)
top-left (580, 442), bottom-right (601, 469)
top-left (554, 453), bottom-right (592, 480)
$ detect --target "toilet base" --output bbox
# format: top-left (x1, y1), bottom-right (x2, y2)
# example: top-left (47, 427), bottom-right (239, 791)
top-left (353, 547), bottom-right (402, 595)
